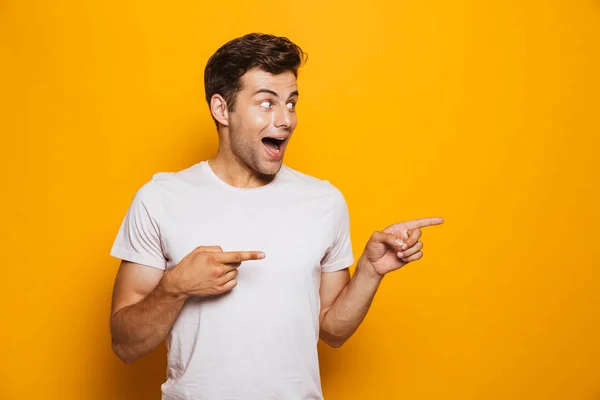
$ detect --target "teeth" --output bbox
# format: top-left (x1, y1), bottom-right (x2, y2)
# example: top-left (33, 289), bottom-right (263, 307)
top-left (262, 137), bottom-right (285, 154)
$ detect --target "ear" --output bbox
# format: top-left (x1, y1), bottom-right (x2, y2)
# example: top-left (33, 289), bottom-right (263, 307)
top-left (210, 94), bottom-right (229, 127)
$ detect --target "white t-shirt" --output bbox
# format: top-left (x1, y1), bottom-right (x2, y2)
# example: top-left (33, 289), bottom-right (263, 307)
top-left (110, 160), bottom-right (355, 400)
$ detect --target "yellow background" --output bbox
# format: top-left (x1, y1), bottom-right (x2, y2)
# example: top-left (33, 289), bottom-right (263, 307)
top-left (1, 0), bottom-right (599, 399)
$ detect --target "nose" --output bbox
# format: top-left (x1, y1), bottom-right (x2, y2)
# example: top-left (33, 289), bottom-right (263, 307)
top-left (273, 104), bottom-right (292, 130)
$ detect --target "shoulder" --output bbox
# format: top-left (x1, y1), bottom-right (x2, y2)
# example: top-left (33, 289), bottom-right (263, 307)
top-left (279, 164), bottom-right (348, 210)
top-left (135, 162), bottom-right (205, 198)
top-left (280, 165), bottom-right (344, 195)
top-left (132, 172), bottom-right (169, 201)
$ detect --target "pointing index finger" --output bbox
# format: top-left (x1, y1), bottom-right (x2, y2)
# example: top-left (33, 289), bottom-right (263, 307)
top-left (404, 217), bottom-right (444, 230)
top-left (217, 251), bottom-right (266, 265)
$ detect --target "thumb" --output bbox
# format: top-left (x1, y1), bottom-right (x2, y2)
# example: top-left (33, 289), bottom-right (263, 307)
top-left (371, 231), bottom-right (404, 249)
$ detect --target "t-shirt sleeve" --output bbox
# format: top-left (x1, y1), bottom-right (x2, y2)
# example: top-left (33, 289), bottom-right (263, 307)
top-left (320, 187), bottom-right (355, 273)
top-left (109, 184), bottom-right (167, 270)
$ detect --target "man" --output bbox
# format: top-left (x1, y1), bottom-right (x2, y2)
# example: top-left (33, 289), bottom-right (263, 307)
top-left (109, 32), bottom-right (443, 399)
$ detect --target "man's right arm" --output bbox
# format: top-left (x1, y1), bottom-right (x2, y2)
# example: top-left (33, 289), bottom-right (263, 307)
top-left (109, 260), bottom-right (186, 364)
top-left (109, 246), bottom-right (265, 364)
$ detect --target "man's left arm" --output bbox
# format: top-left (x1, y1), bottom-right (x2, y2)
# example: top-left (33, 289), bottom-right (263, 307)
top-left (319, 217), bottom-right (444, 348)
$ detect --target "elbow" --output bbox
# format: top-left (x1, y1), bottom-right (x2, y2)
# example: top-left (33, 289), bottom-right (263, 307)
top-left (111, 340), bottom-right (137, 364)
top-left (110, 316), bottom-right (138, 364)
top-left (327, 338), bottom-right (346, 348)
top-left (319, 329), bottom-right (349, 348)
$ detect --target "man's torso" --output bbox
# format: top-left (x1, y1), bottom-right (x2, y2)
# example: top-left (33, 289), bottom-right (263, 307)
top-left (139, 161), bottom-right (345, 399)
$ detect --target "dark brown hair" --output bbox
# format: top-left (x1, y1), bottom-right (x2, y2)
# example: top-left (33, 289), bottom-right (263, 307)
top-left (204, 33), bottom-right (307, 127)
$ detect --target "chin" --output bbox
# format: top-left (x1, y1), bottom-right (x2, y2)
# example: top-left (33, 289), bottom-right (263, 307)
top-left (250, 155), bottom-right (282, 176)
top-left (258, 162), bottom-right (282, 177)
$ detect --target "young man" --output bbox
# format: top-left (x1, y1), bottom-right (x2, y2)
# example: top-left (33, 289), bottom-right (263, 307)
top-left (109, 33), bottom-right (443, 399)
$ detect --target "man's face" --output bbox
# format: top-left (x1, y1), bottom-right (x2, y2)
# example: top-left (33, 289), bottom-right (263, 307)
top-left (226, 68), bottom-right (298, 177)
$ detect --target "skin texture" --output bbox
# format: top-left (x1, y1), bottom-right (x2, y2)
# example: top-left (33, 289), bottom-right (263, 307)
top-left (207, 68), bottom-right (299, 187)
top-left (109, 67), bottom-right (444, 363)
top-left (110, 246), bottom-right (264, 363)
top-left (319, 217), bottom-right (444, 347)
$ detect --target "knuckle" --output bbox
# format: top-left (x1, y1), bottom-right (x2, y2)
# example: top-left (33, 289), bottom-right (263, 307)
top-left (204, 254), bottom-right (218, 265)
top-left (215, 270), bottom-right (236, 287)
top-left (206, 245), bottom-right (223, 250)
top-left (217, 279), bottom-right (236, 294)
top-left (213, 283), bottom-right (225, 294)
top-left (227, 270), bottom-right (238, 281)
top-left (221, 271), bottom-right (237, 284)
top-left (190, 251), bottom-right (204, 263)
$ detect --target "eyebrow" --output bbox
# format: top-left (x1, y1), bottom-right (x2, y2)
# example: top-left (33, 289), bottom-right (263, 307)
top-left (253, 88), bottom-right (299, 99)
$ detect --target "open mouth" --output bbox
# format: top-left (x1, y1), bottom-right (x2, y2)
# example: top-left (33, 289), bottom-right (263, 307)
top-left (261, 137), bottom-right (288, 159)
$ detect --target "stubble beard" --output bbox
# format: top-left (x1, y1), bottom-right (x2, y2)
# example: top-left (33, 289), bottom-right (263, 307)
top-left (228, 124), bottom-right (282, 178)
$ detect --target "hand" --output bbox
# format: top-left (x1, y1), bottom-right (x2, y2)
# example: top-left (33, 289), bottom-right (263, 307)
top-left (361, 218), bottom-right (444, 277)
top-left (162, 246), bottom-right (265, 298)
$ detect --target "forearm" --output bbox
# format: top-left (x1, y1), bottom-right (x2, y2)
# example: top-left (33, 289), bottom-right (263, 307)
top-left (110, 273), bottom-right (187, 363)
top-left (320, 256), bottom-right (383, 347)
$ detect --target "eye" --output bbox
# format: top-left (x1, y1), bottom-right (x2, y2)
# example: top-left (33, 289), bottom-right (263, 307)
top-left (287, 101), bottom-right (296, 110)
top-left (260, 100), bottom-right (272, 109)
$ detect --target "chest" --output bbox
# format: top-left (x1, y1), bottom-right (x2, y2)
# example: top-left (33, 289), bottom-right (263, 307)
top-left (159, 192), bottom-right (336, 276)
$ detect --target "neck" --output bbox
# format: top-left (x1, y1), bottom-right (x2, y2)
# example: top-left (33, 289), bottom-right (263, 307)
top-left (208, 148), bottom-right (274, 189)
